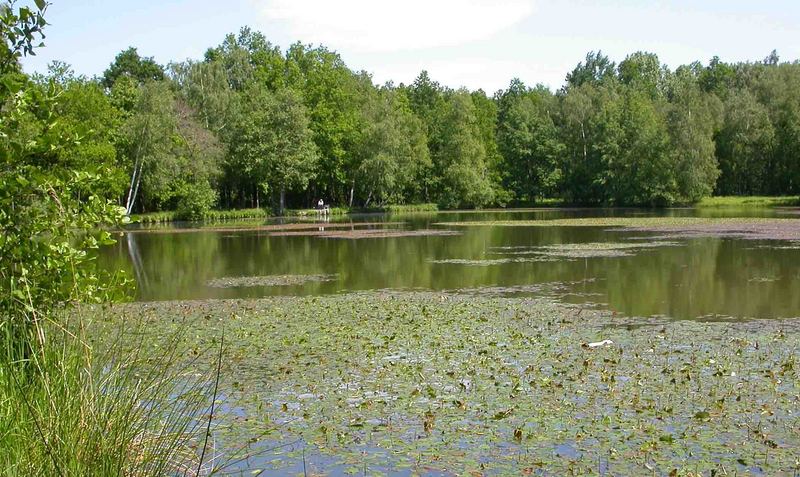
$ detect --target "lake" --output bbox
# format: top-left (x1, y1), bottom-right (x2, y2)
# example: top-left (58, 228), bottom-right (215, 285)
top-left (100, 207), bottom-right (800, 321)
top-left (93, 208), bottom-right (800, 475)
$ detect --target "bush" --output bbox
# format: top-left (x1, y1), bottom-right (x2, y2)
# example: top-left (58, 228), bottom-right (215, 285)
top-left (174, 183), bottom-right (218, 221)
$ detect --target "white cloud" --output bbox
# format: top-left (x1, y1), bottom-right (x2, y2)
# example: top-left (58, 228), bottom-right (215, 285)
top-left (254, 0), bottom-right (535, 52)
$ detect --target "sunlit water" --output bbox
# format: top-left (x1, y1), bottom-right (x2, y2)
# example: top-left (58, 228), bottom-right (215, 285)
top-left (98, 207), bottom-right (800, 320)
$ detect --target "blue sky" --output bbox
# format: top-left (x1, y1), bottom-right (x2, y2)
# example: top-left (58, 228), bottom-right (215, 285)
top-left (22, 0), bottom-right (800, 93)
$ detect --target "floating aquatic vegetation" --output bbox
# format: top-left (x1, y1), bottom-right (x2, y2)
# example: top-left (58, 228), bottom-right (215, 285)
top-left (123, 221), bottom-right (404, 235)
top-left (485, 241), bottom-right (681, 259)
top-left (747, 242), bottom-right (800, 250)
top-left (438, 217), bottom-right (800, 241)
top-left (445, 279), bottom-right (604, 299)
top-left (531, 241), bottom-right (681, 258)
top-left (207, 274), bottom-right (337, 288)
top-left (89, 292), bottom-right (800, 475)
top-left (428, 256), bottom-right (559, 266)
top-left (748, 276), bottom-right (780, 283)
top-left (269, 229), bottom-right (461, 239)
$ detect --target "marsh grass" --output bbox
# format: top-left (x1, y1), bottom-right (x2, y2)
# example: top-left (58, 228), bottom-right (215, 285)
top-left (0, 310), bottom-right (219, 476)
top-left (132, 208), bottom-right (267, 224)
top-left (131, 203), bottom-right (440, 224)
top-left (696, 196), bottom-right (800, 208)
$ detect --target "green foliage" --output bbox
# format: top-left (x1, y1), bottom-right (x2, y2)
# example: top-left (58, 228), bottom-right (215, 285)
top-left (565, 51), bottom-right (616, 88)
top-left (0, 8), bottom-right (223, 476)
top-left (133, 207), bottom-right (268, 224)
top-left (618, 51), bottom-right (666, 99)
top-left (120, 81), bottom-right (221, 215)
top-left (696, 195), bottom-right (799, 208)
top-left (0, 0), bottom-right (47, 72)
top-left (383, 203), bottom-right (438, 213)
top-left (666, 71), bottom-right (722, 202)
top-left (101, 47), bottom-right (165, 89)
top-left (497, 80), bottom-right (564, 203)
top-left (229, 85), bottom-right (318, 213)
top-left (354, 88), bottom-right (430, 206)
top-left (157, 31), bottom-right (800, 210)
top-left (434, 91), bottom-right (494, 208)
top-left (715, 89), bottom-right (775, 195)
top-left (0, 67), bottom-right (126, 356)
top-left (174, 181), bottom-right (218, 221)
top-left (16, 22), bottom-right (800, 216)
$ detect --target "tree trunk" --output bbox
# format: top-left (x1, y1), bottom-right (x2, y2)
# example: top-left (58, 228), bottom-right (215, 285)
top-left (125, 121), bottom-right (149, 216)
top-left (125, 158), bottom-right (142, 216)
top-left (580, 122), bottom-right (588, 162)
top-left (279, 186), bottom-right (286, 215)
top-left (349, 179), bottom-right (355, 208)
top-left (255, 186), bottom-right (259, 209)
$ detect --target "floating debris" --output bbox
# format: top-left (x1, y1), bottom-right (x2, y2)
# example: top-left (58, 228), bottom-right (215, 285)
top-left (584, 339), bottom-right (614, 348)
top-left (207, 274), bottom-right (337, 288)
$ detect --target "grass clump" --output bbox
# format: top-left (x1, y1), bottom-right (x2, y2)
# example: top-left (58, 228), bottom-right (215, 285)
top-left (132, 208), bottom-right (268, 224)
top-left (0, 316), bottom-right (212, 476)
top-left (696, 196), bottom-right (800, 208)
top-left (381, 203), bottom-right (439, 214)
top-left (283, 207), bottom-right (349, 217)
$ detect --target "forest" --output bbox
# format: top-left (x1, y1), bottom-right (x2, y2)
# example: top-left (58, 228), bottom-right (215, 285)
top-left (23, 28), bottom-right (800, 216)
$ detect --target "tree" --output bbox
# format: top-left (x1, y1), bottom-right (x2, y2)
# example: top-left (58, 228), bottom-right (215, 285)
top-left (0, 0), bottom-right (48, 72)
top-left (559, 83), bottom-right (618, 203)
top-left (470, 89), bottom-right (508, 205)
top-left (39, 71), bottom-right (128, 200)
top-left (102, 47), bottom-right (165, 89)
top-left (699, 56), bottom-right (735, 98)
top-left (715, 89), bottom-right (775, 195)
top-left (565, 51), bottom-right (616, 89)
top-left (354, 88), bottom-right (430, 206)
top-left (435, 91), bottom-right (493, 208)
top-left (230, 86), bottom-right (318, 213)
top-left (618, 51), bottom-right (666, 99)
top-left (285, 43), bottom-right (362, 203)
top-left (665, 71), bottom-right (722, 202)
top-left (609, 90), bottom-right (674, 205)
top-left (120, 81), bottom-right (176, 214)
top-left (0, 0), bottom-right (124, 357)
top-left (497, 80), bottom-right (564, 203)
top-left (171, 59), bottom-right (238, 135)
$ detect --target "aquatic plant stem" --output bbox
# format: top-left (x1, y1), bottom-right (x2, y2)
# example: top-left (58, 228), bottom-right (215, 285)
top-left (197, 328), bottom-right (224, 476)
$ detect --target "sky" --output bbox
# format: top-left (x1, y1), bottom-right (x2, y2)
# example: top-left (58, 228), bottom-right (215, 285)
top-left (21, 0), bottom-right (800, 93)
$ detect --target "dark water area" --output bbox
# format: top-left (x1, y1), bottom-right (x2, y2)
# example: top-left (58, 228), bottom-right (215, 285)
top-left (98, 207), bottom-right (800, 320)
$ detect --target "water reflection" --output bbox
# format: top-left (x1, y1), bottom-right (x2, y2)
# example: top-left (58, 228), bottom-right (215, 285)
top-left (98, 208), bottom-right (800, 320)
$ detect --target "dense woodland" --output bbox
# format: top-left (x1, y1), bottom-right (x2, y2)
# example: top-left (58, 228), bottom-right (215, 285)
top-left (21, 28), bottom-right (800, 215)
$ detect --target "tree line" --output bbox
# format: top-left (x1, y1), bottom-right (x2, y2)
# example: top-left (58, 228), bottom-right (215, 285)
top-left (27, 28), bottom-right (800, 216)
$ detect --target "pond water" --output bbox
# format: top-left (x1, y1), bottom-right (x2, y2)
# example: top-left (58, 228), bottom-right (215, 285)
top-left (99, 207), bottom-right (800, 321)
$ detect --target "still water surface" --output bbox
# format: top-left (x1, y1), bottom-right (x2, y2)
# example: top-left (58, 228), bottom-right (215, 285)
top-left (98, 208), bottom-right (800, 320)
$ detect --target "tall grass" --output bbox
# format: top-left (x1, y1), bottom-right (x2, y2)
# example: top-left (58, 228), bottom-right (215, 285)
top-left (132, 208), bottom-right (267, 224)
top-left (0, 310), bottom-right (217, 476)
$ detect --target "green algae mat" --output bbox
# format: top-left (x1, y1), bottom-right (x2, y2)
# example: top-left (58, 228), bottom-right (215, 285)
top-left (91, 293), bottom-right (800, 476)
